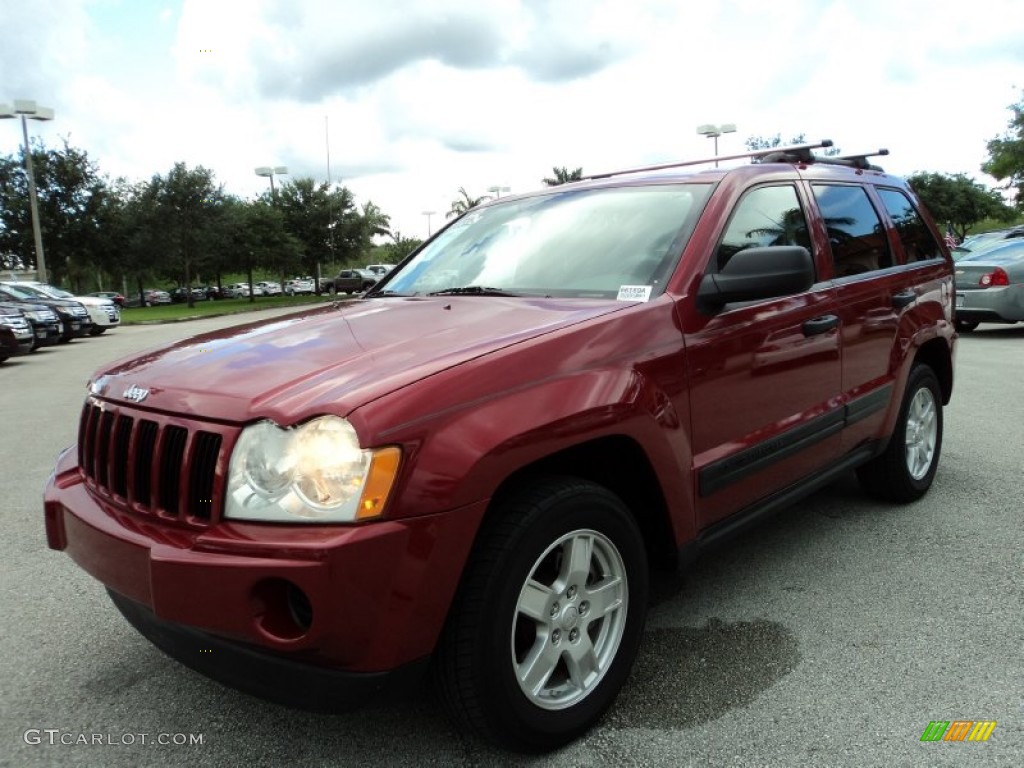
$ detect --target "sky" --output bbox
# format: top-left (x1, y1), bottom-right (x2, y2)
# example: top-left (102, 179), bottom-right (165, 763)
top-left (1, 0), bottom-right (1022, 240)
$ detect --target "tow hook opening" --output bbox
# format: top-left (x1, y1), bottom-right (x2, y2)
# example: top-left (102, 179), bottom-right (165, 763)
top-left (252, 578), bottom-right (314, 641)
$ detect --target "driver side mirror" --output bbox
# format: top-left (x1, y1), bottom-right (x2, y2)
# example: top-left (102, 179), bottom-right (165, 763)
top-left (698, 245), bottom-right (815, 311)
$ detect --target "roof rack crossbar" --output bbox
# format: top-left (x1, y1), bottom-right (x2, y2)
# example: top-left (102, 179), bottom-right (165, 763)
top-left (582, 140), bottom-right (834, 180)
top-left (798, 148), bottom-right (888, 171)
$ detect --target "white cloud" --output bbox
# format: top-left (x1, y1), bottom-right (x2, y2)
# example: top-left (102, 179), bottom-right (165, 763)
top-left (1, 0), bottom-right (1022, 238)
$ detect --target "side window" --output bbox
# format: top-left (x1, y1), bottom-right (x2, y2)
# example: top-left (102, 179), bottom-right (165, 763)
top-left (811, 184), bottom-right (892, 277)
top-left (876, 188), bottom-right (942, 263)
top-left (715, 185), bottom-right (811, 271)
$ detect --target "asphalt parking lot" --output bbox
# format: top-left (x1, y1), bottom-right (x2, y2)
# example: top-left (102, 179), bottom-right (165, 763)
top-left (1, 311), bottom-right (1021, 767)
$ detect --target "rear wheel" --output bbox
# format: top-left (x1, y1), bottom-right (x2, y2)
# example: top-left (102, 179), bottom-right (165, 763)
top-left (857, 364), bottom-right (942, 502)
top-left (955, 320), bottom-right (979, 332)
top-left (433, 477), bottom-right (648, 752)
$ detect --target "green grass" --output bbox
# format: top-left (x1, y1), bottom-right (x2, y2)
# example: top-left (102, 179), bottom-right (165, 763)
top-left (120, 294), bottom-right (335, 324)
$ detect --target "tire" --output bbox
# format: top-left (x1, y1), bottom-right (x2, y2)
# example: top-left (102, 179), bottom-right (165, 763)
top-left (433, 476), bottom-right (649, 752)
top-left (89, 327), bottom-right (106, 336)
top-left (857, 364), bottom-right (943, 503)
top-left (955, 320), bottom-right (979, 333)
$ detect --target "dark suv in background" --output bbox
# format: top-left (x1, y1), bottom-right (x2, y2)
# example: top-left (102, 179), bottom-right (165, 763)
top-left (0, 306), bottom-right (34, 362)
top-left (0, 299), bottom-right (61, 350)
top-left (0, 284), bottom-right (91, 341)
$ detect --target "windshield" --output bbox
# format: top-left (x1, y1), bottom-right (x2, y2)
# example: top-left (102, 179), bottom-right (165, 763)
top-left (1, 284), bottom-right (40, 301)
top-left (382, 184), bottom-right (712, 299)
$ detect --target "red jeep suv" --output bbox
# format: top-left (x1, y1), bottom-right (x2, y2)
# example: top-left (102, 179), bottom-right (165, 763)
top-left (44, 141), bottom-right (955, 751)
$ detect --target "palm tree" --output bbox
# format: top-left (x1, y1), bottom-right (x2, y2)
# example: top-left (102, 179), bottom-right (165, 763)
top-left (542, 166), bottom-right (583, 186)
top-left (447, 187), bottom-right (490, 218)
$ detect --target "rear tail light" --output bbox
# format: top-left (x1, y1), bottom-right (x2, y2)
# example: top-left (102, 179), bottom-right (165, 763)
top-left (979, 267), bottom-right (1009, 287)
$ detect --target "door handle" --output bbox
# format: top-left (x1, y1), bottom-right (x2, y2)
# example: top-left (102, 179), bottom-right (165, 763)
top-left (892, 290), bottom-right (916, 309)
top-left (802, 315), bottom-right (839, 336)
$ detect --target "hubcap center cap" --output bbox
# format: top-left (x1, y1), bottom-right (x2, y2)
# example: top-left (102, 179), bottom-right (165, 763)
top-left (559, 605), bottom-right (580, 631)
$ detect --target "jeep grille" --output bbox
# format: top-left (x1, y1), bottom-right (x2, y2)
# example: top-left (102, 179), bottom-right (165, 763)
top-left (78, 401), bottom-right (228, 524)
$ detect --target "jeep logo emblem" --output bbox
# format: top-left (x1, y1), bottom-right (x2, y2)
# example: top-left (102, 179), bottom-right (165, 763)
top-left (122, 385), bottom-right (150, 403)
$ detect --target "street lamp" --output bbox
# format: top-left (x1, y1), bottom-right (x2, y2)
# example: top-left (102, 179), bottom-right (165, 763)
top-left (255, 165), bottom-right (288, 197)
top-left (0, 100), bottom-right (55, 282)
top-left (696, 123), bottom-right (737, 167)
top-left (487, 185), bottom-right (510, 198)
top-left (422, 210), bottom-right (436, 237)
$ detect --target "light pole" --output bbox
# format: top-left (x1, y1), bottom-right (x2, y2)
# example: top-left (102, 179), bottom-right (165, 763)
top-left (422, 210), bottom-right (436, 237)
top-left (255, 165), bottom-right (288, 198)
top-left (696, 123), bottom-right (737, 167)
top-left (487, 185), bottom-right (510, 198)
top-left (0, 100), bottom-right (55, 282)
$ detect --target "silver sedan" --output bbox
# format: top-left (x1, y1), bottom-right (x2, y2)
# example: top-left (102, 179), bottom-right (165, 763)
top-left (954, 239), bottom-right (1024, 331)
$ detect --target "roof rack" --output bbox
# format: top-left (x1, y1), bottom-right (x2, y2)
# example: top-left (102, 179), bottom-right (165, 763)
top-left (581, 140), bottom-right (834, 180)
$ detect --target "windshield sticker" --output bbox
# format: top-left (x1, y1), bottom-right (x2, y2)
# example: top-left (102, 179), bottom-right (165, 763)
top-left (616, 285), bottom-right (652, 302)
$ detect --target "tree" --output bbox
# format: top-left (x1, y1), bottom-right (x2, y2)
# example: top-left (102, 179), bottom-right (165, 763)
top-left (0, 138), bottom-right (112, 285)
top-left (982, 92), bottom-right (1024, 208)
top-left (145, 163), bottom-right (225, 307)
top-left (275, 178), bottom-right (365, 286)
top-left (905, 172), bottom-right (1013, 240)
top-left (447, 187), bottom-right (489, 218)
top-left (371, 231), bottom-right (423, 265)
top-left (542, 166), bottom-right (583, 186)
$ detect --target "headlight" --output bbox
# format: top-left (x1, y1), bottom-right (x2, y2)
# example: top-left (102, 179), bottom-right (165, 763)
top-left (225, 416), bottom-right (401, 523)
top-left (24, 310), bottom-right (45, 321)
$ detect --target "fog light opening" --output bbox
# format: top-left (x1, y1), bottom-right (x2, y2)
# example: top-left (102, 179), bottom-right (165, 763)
top-left (252, 578), bottom-right (313, 641)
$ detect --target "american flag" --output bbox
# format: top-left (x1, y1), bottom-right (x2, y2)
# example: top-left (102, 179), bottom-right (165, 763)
top-left (944, 224), bottom-right (957, 249)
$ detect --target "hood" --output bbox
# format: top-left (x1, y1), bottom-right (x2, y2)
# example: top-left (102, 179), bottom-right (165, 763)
top-left (91, 296), bottom-right (625, 424)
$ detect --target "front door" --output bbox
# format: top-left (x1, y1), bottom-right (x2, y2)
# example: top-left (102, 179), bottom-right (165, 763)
top-left (684, 183), bottom-right (843, 529)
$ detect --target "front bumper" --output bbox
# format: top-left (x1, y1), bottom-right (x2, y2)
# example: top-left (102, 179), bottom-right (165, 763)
top-left (44, 446), bottom-right (486, 677)
top-left (108, 589), bottom-right (430, 711)
top-left (30, 319), bottom-right (61, 348)
top-left (88, 304), bottom-right (121, 329)
top-left (58, 315), bottom-right (92, 339)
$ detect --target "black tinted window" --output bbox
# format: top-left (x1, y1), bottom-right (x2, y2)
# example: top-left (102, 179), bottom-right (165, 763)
top-left (716, 185), bottom-right (811, 271)
top-left (811, 184), bottom-right (892, 277)
top-left (877, 188), bottom-right (942, 263)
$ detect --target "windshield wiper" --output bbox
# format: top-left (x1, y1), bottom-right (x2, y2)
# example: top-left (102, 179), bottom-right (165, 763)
top-left (426, 286), bottom-right (520, 297)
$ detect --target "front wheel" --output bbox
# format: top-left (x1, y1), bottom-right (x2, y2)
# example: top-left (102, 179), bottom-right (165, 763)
top-left (433, 477), bottom-right (648, 752)
top-left (89, 327), bottom-right (107, 336)
top-left (857, 364), bottom-right (943, 502)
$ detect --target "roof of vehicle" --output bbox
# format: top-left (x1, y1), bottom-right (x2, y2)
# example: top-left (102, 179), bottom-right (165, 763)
top-left (470, 140), bottom-right (902, 211)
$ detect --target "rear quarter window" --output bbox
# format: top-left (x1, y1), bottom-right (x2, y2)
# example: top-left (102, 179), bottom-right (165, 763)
top-left (876, 188), bottom-right (943, 263)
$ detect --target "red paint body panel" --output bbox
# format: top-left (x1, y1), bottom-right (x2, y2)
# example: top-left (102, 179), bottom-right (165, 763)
top-left (44, 159), bottom-right (956, 689)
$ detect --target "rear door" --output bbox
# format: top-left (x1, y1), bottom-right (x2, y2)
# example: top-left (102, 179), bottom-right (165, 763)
top-left (807, 182), bottom-right (940, 450)
top-left (684, 183), bottom-right (843, 528)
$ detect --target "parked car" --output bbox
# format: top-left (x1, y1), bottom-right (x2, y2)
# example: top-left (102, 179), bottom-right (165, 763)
top-left (3, 281), bottom-right (119, 336)
top-left (169, 287), bottom-right (208, 303)
top-left (125, 289), bottom-right (172, 308)
top-left (203, 285), bottom-right (226, 300)
top-left (332, 269), bottom-right (376, 294)
top-left (0, 299), bottom-right (61, 350)
top-left (365, 263), bottom-right (397, 276)
top-left (0, 284), bottom-right (91, 341)
top-left (284, 278), bottom-right (315, 295)
top-left (0, 306), bottom-right (34, 362)
top-left (44, 141), bottom-right (956, 752)
top-left (89, 291), bottom-right (125, 308)
top-left (953, 239), bottom-right (1024, 331)
top-left (224, 283), bottom-right (251, 298)
top-left (257, 281), bottom-right (282, 296)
